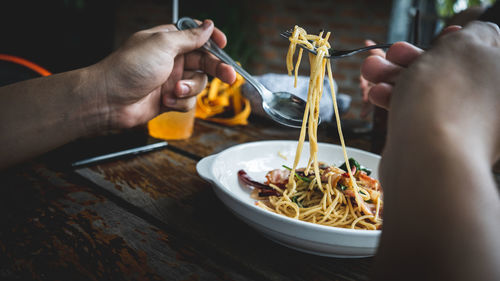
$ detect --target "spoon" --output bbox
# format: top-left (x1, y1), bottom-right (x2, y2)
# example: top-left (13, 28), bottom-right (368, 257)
top-left (176, 17), bottom-right (316, 128)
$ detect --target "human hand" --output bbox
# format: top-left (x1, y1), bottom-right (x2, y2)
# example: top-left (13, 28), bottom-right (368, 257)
top-left (373, 22), bottom-right (500, 281)
top-left (92, 19), bottom-right (236, 129)
top-left (386, 21), bottom-right (500, 161)
top-left (360, 26), bottom-right (462, 110)
top-left (359, 40), bottom-right (386, 118)
top-left (360, 41), bottom-right (423, 110)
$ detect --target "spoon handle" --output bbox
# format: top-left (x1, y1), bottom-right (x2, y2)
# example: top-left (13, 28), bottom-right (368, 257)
top-left (176, 17), bottom-right (270, 98)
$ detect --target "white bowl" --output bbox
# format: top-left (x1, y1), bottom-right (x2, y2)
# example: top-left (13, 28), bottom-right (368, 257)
top-left (196, 140), bottom-right (381, 258)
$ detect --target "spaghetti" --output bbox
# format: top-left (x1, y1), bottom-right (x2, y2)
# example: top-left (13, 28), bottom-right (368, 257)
top-left (240, 26), bottom-right (383, 230)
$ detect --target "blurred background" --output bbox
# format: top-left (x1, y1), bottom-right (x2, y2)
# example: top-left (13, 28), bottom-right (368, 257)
top-left (0, 0), bottom-right (496, 118)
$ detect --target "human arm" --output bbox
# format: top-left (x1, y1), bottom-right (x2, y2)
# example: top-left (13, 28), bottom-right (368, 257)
top-left (0, 20), bottom-right (236, 169)
top-left (373, 22), bottom-right (500, 281)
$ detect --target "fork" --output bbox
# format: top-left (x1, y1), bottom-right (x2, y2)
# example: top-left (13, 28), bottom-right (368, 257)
top-left (280, 29), bottom-right (392, 59)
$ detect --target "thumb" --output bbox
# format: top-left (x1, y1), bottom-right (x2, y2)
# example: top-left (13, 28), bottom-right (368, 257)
top-left (439, 25), bottom-right (462, 37)
top-left (365, 39), bottom-right (386, 57)
top-left (364, 39), bottom-right (376, 46)
top-left (169, 19), bottom-right (214, 54)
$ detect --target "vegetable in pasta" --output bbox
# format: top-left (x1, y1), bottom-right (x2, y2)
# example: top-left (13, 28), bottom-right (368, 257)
top-left (239, 26), bottom-right (383, 230)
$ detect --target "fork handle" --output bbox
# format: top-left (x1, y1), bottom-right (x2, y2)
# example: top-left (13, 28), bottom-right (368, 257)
top-left (176, 17), bottom-right (270, 99)
top-left (354, 43), bottom-right (393, 52)
top-left (331, 43), bottom-right (392, 58)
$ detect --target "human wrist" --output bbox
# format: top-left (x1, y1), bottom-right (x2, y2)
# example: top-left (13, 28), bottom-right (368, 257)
top-left (388, 107), bottom-right (498, 165)
top-left (381, 121), bottom-right (492, 189)
top-left (386, 120), bottom-right (482, 158)
top-left (377, 124), bottom-right (499, 281)
top-left (74, 64), bottom-right (111, 136)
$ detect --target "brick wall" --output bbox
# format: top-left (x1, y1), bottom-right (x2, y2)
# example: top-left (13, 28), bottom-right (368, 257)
top-left (246, 0), bottom-right (392, 117)
top-left (114, 0), bottom-right (393, 118)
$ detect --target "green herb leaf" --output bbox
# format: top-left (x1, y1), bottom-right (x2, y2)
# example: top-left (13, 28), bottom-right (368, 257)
top-left (337, 184), bottom-right (348, 191)
top-left (339, 158), bottom-right (360, 173)
top-left (282, 165), bottom-right (311, 182)
top-left (360, 167), bottom-right (372, 176)
top-left (339, 158), bottom-right (372, 176)
top-left (292, 196), bottom-right (303, 208)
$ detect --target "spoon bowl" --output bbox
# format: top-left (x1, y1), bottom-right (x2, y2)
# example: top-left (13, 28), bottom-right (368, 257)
top-left (176, 17), bottom-right (314, 128)
top-left (262, 91), bottom-right (313, 128)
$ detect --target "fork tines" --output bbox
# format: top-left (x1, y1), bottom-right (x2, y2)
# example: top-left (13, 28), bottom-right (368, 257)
top-left (280, 29), bottom-right (326, 57)
top-left (282, 29), bottom-right (293, 37)
top-left (280, 29), bottom-right (293, 39)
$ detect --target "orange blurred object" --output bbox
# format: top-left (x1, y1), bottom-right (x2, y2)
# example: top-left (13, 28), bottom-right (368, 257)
top-left (195, 72), bottom-right (251, 126)
top-left (147, 107), bottom-right (196, 140)
top-left (0, 54), bottom-right (51, 76)
top-left (148, 71), bottom-right (250, 140)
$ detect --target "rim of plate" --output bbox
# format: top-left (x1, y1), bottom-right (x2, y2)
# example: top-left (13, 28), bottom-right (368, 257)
top-left (210, 140), bottom-right (382, 237)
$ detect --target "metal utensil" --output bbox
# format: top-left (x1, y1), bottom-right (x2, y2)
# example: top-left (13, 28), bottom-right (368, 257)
top-left (176, 17), bottom-right (315, 128)
top-left (280, 29), bottom-right (391, 59)
top-left (71, 142), bottom-right (168, 168)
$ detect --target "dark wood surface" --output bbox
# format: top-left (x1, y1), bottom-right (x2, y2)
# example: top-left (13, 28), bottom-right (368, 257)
top-left (2, 118), bottom-right (497, 281)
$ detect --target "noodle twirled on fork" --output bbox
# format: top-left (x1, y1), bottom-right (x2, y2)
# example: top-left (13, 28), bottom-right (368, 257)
top-left (239, 26), bottom-right (383, 230)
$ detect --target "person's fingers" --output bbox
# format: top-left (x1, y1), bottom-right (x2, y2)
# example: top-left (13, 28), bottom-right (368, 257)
top-left (161, 66), bottom-right (208, 111)
top-left (160, 19), bottom-right (215, 55)
top-left (368, 83), bottom-right (393, 110)
top-left (360, 100), bottom-right (373, 119)
top-left (191, 19), bottom-right (227, 48)
top-left (359, 75), bottom-right (371, 102)
top-left (210, 27), bottom-right (228, 49)
top-left (184, 51), bottom-right (236, 84)
top-left (439, 25), bottom-right (462, 37)
top-left (173, 71), bottom-right (208, 98)
top-left (162, 94), bottom-right (197, 112)
top-left (385, 41), bottom-right (424, 67)
top-left (365, 40), bottom-right (386, 57)
top-left (365, 39), bottom-right (376, 45)
top-left (430, 25), bottom-right (462, 45)
top-left (361, 55), bottom-right (402, 84)
top-left (145, 20), bottom-right (227, 49)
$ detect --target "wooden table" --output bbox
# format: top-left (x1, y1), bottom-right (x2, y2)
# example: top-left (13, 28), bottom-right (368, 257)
top-left (1, 117), bottom-right (496, 281)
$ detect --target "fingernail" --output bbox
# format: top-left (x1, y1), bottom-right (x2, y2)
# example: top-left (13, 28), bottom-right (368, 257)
top-left (180, 84), bottom-right (190, 96)
top-left (202, 19), bottom-right (213, 30)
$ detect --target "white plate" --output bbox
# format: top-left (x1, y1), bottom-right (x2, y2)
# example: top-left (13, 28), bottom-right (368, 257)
top-left (196, 140), bottom-right (381, 258)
